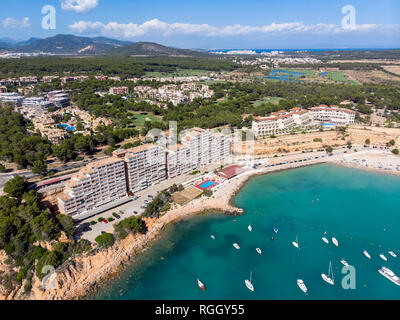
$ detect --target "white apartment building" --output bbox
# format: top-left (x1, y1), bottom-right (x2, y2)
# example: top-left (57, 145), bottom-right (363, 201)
top-left (308, 105), bottom-right (356, 125)
top-left (252, 106), bottom-right (355, 137)
top-left (0, 92), bottom-right (24, 106)
top-left (252, 108), bottom-right (311, 137)
top-left (58, 157), bottom-right (127, 217)
top-left (167, 128), bottom-right (232, 178)
top-left (113, 144), bottom-right (167, 193)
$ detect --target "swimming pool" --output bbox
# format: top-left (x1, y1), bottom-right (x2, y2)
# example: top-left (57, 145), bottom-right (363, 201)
top-left (197, 180), bottom-right (217, 190)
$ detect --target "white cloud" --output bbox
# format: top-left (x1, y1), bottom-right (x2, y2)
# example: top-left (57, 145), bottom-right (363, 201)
top-left (68, 19), bottom-right (400, 38)
top-left (2, 17), bottom-right (30, 29)
top-left (61, 0), bottom-right (98, 13)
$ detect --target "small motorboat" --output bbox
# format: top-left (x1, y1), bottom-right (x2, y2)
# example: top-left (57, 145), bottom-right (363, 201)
top-left (389, 251), bottom-right (397, 258)
top-left (273, 227), bottom-right (279, 234)
top-left (248, 224), bottom-right (252, 232)
top-left (292, 235), bottom-right (299, 249)
top-left (380, 253), bottom-right (388, 261)
top-left (233, 243), bottom-right (240, 250)
top-left (340, 259), bottom-right (349, 267)
top-left (363, 250), bottom-right (371, 259)
top-left (256, 248), bottom-right (262, 255)
top-left (297, 279), bottom-right (308, 294)
top-left (210, 235), bottom-right (215, 240)
top-left (322, 237), bottom-right (329, 244)
top-left (197, 278), bottom-right (206, 291)
top-left (332, 237), bottom-right (339, 247)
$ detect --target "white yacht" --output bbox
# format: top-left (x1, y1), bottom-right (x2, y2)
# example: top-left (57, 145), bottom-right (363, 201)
top-left (321, 261), bottom-right (335, 285)
top-left (292, 235), bottom-right (299, 249)
top-left (363, 250), bottom-right (371, 259)
top-left (248, 224), bottom-right (252, 232)
top-left (322, 237), bottom-right (329, 244)
top-left (379, 267), bottom-right (400, 286)
top-left (210, 235), bottom-right (215, 240)
top-left (380, 253), bottom-right (388, 261)
top-left (256, 248), bottom-right (262, 255)
top-left (388, 251), bottom-right (397, 258)
top-left (332, 237), bottom-right (339, 247)
top-left (297, 279), bottom-right (308, 294)
top-left (340, 259), bottom-right (349, 267)
top-left (245, 271), bottom-right (254, 292)
top-left (233, 243), bottom-right (240, 250)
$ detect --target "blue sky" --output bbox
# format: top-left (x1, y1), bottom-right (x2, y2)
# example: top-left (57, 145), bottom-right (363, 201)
top-left (1, 0), bottom-right (399, 49)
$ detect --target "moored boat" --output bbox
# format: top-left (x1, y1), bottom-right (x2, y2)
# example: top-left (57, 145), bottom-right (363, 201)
top-left (256, 248), bottom-right (262, 255)
top-left (378, 267), bottom-right (400, 286)
top-left (332, 237), bottom-right (339, 247)
top-left (340, 259), bottom-right (349, 267)
top-left (292, 235), bottom-right (299, 249)
top-left (273, 227), bottom-right (279, 234)
top-left (389, 251), bottom-right (397, 258)
top-left (197, 278), bottom-right (206, 291)
top-left (321, 261), bottom-right (335, 285)
top-left (322, 237), bottom-right (329, 244)
top-left (233, 243), bottom-right (240, 250)
top-left (248, 224), bottom-right (252, 232)
top-left (380, 253), bottom-right (388, 261)
top-left (363, 250), bottom-right (371, 259)
top-left (245, 271), bottom-right (254, 292)
top-left (297, 279), bottom-right (308, 294)
top-left (210, 235), bottom-right (215, 240)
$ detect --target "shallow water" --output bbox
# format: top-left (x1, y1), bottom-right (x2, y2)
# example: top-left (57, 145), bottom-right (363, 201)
top-left (92, 164), bottom-right (400, 300)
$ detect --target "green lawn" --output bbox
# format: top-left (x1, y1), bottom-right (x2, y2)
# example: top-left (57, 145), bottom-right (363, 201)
top-left (253, 97), bottom-right (284, 107)
top-left (326, 71), bottom-right (360, 85)
top-left (130, 113), bottom-right (163, 127)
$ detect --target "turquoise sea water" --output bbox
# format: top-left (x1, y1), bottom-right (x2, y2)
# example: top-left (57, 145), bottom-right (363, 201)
top-left (92, 164), bottom-right (400, 300)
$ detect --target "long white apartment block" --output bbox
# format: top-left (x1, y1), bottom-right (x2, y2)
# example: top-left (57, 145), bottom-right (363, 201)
top-left (113, 144), bottom-right (167, 193)
top-left (167, 128), bottom-right (232, 178)
top-left (252, 106), bottom-right (355, 137)
top-left (57, 128), bottom-right (232, 217)
top-left (57, 157), bottom-right (127, 217)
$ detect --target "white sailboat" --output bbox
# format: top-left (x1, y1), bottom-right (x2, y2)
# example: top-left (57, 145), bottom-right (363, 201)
top-left (363, 250), bottom-right (371, 259)
top-left (297, 279), bottom-right (308, 294)
top-left (197, 278), bottom-right (206, 291)
top-left (256, 248), bottom-right (262, 255)
top-left (388, 251), bottom-right (397, 258)
top-left (292, 235), bottom-right (299, 249)
top-left (233, 243), bottom-right (240, 250)
top-left (210, 235), bottom-right (215, 240)
top-left (380, 253), bottom-right (388, 261)
top-left (332, 237), bottom-right (339, 247)
top-left (322, 237), bottom-right (329, 244)
top-left (321, 261), bottom-right (335, 285)
top-left (248, 224), bottom-right (252, 232)
top-left (244, 271), bottom-right (254, 292)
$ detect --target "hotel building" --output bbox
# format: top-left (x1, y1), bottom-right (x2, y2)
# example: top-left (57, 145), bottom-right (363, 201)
top-left (308, 105), bottom-right (356, 125)
top-left (252, 106), bottom-right (355, 137)
top-left (57, 157), bottom-right (127, 217)
top-left (252, 108), bottom-right (311, 137)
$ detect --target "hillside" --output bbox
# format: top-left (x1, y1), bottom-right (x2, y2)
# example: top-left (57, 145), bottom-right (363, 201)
top-left (105, 41), bottom-right (211, 57)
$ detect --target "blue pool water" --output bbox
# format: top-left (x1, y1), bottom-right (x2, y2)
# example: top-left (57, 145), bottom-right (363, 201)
top-left (199, 181), bottom-right (216, 189)
top-left (57, 123), bottom-right (75, 131)
top-left (92, 164), bottom-right (400, 300)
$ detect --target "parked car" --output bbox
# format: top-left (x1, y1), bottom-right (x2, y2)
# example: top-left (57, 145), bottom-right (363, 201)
top-left (103, 219), bottom-right (108, 224)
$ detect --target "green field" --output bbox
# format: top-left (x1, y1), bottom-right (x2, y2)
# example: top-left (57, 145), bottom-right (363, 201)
top-left (253, 97), bottom-right (284, 107)
top-left (130, 113), bottom-right (163, 127)
top-left (326, 71), bottom-right (360, 85)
